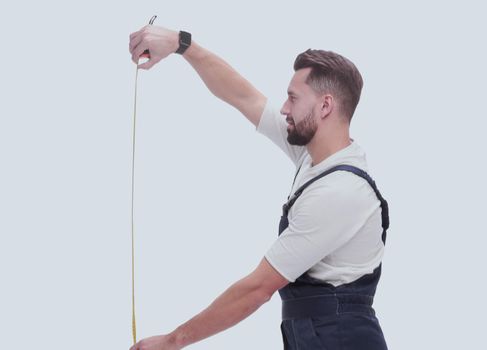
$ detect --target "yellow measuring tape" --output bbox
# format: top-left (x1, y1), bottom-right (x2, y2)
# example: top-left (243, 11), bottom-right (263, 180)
top-left (131, 15), bottom-right (158, 346)
top-left (131, 63), bottom-right (139, 346)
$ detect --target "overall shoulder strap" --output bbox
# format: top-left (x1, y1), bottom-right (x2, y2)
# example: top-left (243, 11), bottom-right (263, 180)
top-left (282, 164), bottom-right (389, 241)
top-left (287, 164), bottom-right (303, 200)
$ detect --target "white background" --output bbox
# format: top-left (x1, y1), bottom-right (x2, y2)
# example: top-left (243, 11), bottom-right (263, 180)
top-left (1, 1), bottom-right (486, 349)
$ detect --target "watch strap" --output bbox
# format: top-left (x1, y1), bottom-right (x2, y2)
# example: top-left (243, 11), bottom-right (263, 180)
top-left (175, 31), bottom-right (192, 55)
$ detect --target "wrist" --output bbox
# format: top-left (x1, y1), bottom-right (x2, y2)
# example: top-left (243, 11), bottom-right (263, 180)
top-left (169, 327), bottom-right (190, 349)
top-left (172, 31), bottom-right (180, 53)
top-left (173, 30), bottom-right (192, 55)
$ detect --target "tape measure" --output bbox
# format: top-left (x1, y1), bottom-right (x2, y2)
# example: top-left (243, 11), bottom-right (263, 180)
top-left (130, 14), bottom-right (158, 346)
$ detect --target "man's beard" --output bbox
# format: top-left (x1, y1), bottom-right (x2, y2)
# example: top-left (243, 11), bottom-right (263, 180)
top-left (286, 110), bottom-right (317, 146)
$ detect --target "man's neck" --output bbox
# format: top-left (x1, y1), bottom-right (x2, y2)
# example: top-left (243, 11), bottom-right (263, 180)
top-left (306, 129), bottom-right (352, 167)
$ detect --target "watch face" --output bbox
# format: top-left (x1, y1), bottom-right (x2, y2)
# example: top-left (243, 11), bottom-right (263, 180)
top-left (180, 31), bottom-right (191, 46)
top-left (176, 31), bottom-right (192, 54)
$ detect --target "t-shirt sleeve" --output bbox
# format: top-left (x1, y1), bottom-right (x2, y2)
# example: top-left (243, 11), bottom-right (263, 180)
top-left (256, 99), bottom-right (306, 166)
top-left (264, 175), bottom-right (373, 282)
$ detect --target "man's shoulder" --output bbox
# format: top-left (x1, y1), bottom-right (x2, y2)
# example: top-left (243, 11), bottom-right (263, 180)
top-left (296, 167), bottom-right (376, 210)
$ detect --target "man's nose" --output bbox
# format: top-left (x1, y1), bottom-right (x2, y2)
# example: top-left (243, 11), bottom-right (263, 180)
top-left (280, 101), bottom-right (289, 116)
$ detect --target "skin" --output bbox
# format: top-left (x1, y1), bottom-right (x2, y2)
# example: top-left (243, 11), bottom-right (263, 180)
top-left (280, 68), bottom-right (352, 166)
top-left (128, 24), bottom-right (351, 350)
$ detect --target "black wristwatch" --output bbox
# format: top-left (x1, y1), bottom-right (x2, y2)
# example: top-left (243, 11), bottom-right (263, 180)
top-left (175, 31), bottom-right (192, 55)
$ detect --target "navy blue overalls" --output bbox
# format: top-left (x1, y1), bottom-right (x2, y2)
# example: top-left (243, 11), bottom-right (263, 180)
top-left (278, 164), bottom-right (389, 350)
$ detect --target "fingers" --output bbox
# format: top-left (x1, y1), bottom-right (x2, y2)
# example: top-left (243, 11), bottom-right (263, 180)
top-left (129, 25), bottom-right (164, 68)
top-left (137, 59), bottom-right (156, 70)
top-left (129, 340), bottom-right (143, 350)
top-left (129, 28), bottom-right (154, 64)
top-left (132, 44), bottom-right (149, 64)
top-left (129, 32), bottom-right (143, 54)
top-left (129, 30), bottom-right (139, 40)
top-left (129, 25), bottom-right (152, 53)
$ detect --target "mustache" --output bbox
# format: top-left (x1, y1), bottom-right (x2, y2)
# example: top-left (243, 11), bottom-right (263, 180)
top-left (286, 116), bottom-right (294, 124)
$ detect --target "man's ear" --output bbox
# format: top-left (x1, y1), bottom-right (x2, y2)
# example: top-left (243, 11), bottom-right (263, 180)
top-left (320, 94), bottom-right (334, 119)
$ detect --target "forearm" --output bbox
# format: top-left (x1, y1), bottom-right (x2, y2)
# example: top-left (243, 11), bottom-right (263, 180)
top-left (182, 41), bottom-right (265, 124)
top-left (168, 275), bottom-right (270, 348)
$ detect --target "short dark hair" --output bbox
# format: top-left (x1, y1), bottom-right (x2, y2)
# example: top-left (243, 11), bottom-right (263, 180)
top-left (294, 49), bottom-right (363, 122)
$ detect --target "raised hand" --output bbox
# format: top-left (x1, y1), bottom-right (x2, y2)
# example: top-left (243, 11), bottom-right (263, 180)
top-left (129, 25), bottom-right (179, 70)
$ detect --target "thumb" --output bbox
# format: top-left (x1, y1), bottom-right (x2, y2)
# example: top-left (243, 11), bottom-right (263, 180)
top-left (137, 59), bottom-right (156, 70)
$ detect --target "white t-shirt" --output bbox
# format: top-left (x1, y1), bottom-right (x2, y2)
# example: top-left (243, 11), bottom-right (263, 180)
top-left (256, 99), bottom-right (385, 286)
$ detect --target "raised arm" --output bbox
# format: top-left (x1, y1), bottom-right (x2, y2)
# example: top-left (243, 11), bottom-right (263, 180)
top-left (129, 25), bottom-right (267, 127)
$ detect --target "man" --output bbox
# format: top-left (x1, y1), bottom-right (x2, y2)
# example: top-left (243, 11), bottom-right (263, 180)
top-left (128, 25), bottom-right (389, 350)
